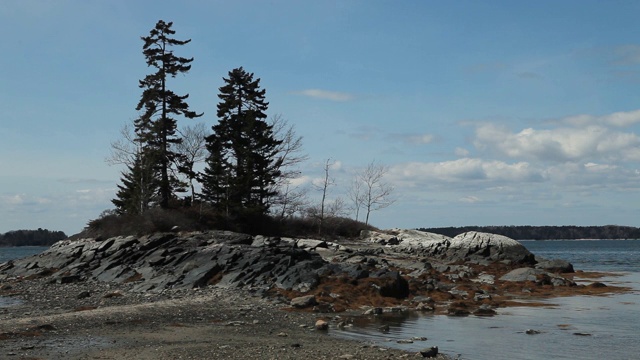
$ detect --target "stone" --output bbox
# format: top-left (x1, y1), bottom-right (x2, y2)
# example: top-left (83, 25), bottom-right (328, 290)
top-left (363, 307), bottom-right (383, 315)
top-left (76, 291), bottom-right (91, 299)
top-left (499, 267), bottom-right (545, 282)
top-left (315, 319), bottom-right (329, 331)
top-left (372, 270), bottom-right (409, 299)
top-left (290, 295), bottom-right (317, 308)
top-left (535, 258), bottom-right (574, 273)
top-left (420, 346), bottom-right (439, 358)
top-left (447, 232), bottom-right (535, 264)
top-left (473, 304), bottom-right (496, 316)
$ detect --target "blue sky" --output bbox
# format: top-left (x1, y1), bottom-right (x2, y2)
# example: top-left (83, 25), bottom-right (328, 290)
top-left (2, 0), bottom-right (640, 235)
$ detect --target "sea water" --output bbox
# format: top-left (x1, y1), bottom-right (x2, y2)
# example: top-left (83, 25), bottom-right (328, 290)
top-left (336, 240), bottom-right (640, 360)
top-left (0, 246), bottom-right (48, 307)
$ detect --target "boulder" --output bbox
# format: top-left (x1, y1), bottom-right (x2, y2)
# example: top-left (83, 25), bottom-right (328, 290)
top-left (445, 232), bottom-right (535, 264)
top-left (499, 267), bottom-right (545, 282)
top-left (371, 270), bottom-right (410, 299)
top-left (420, 346), bottom-right (439, 358)
top-left (290, 295), bottom-right (317, 308)
top-left (363, 229), bottom-right (450, 255)
top-left (535, 258), bottom-right (574, 273)
top-left (315, 319), bottom-right (329, 331)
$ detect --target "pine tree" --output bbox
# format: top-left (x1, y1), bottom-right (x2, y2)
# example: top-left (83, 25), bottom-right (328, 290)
top-left (202, 67), bottom-right (282, 216)
top-left (112, 151), bottom-right (157, 215)
top-left (135, 20), bottom-right (202, 208)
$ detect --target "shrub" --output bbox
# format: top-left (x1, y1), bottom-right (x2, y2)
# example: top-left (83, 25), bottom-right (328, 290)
top-left (78, 206), bottom-right (377, 240)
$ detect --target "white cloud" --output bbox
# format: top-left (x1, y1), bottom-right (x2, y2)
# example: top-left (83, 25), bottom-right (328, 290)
top-left (459, 196), bottom-right (481, 203)
top-left (407, 134), bottom-right (434, 145)
top-left (330, 160), bottom-right (343, 171)
top-left (293, 89), bottom-right (355, 102)
top-left (288, 175), bottom-right (311, 187)
top-left (389, 158), bottom-right (543, 185)
top-left (473, 123), bottom-right (640, 163)
top-left (454, 147), bottom-right (470, 157)
top-left (2, 194), bottom-right (26, 205)
top-left (562, 109), bottom-right (640, 127)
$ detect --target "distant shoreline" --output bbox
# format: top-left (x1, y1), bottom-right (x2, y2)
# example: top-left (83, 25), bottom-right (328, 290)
top-left (421, 225), bottom-right (640, 240)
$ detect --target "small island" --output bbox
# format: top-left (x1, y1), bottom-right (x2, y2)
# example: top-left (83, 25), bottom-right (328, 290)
top-left (0, 229), bottom-right (67, 247)
top-left (0, 220), bottom-right (629, 359)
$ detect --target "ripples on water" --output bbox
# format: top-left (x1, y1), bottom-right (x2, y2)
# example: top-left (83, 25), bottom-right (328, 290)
top-left (336, 240), bottom-right (640, 359)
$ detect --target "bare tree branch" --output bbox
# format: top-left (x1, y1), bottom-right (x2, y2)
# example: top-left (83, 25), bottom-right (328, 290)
top-left (355, 160), bottom-right (396, 225)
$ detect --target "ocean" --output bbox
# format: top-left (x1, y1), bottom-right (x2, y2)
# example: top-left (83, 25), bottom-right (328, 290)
top-left (336, 239), bottom-right (640, 360)
top-left (0, 246), bottom-right (49, 265)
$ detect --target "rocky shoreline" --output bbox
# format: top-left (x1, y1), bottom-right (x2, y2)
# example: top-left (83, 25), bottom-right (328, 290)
top-left (0, 229), bottom-right (629, 359)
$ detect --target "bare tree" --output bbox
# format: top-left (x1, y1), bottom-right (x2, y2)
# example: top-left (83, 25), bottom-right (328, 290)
top-left (175, 123), bottom-right (209, 203)
top-left (347, 177), bottom-right (365, 222)
top-left (275, 181), bottom-right (310, 219)
top-left (356, 161), bottom-right (396, 225)
top-left (269, 114), bottom-right (310, 218)
top-left (106, 122), bottom-right (138, 167)
top-left (311, 159), bottom-right (336, 234)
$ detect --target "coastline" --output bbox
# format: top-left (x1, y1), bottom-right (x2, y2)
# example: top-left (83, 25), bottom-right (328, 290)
top-left (1, 231), bottom-right (635, 359)
top-left (1, 278), bottom-right (450, 359)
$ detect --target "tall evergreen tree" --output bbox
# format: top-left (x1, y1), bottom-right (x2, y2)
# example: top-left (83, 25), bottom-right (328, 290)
top-left (202, 67), bottom-right (282, 216)
top-left (112, 151), bottom-right (156, 215)
top-left (135, 20), bottom-right (202, 208)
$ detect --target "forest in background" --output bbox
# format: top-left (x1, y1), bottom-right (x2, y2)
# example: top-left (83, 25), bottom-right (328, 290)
top-left (421, 225), bottom-right (640, 240)
top-left (0, 229), bottom-right (67, 247)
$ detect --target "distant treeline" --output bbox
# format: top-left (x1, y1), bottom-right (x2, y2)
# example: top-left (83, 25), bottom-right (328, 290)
top-left (0, 228), bottom-right (67, 247)
top-left (419, 225), bottom-right (640, 240)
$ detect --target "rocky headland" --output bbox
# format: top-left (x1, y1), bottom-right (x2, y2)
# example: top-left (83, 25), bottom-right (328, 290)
top-left (0, 229), bottom-right (627, 359)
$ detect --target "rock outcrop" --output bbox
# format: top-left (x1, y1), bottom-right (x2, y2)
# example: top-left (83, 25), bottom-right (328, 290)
top-left (361, 230), bottom-right (535, 265)
top-left (1, 229), bottom-right (584, 315)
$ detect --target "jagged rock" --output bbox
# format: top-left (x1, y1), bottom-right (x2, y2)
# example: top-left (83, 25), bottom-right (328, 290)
top-left (371, 270), bottom-right (409, 299)
top-left (362, 229), bottom-right (450, 255)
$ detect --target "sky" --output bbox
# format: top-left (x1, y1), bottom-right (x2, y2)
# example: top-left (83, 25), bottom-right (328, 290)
top-left (2, 0), bottom-right (640, 235)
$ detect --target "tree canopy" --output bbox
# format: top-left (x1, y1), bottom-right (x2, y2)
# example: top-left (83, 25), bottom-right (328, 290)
top-left (114, 20), bottom-right (202, 212)
top-left (201, 67), bottom-right (283, 217)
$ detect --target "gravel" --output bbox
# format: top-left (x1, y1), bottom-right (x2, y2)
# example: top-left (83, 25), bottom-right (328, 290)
top-left (0, 278), bottom-right (451, 359)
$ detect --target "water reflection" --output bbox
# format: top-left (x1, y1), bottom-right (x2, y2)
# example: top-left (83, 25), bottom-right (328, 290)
top-left (334, 273), bottom-right (640, 360)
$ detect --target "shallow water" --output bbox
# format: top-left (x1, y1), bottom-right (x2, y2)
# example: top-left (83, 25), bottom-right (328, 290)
top-left (337, 273), bottom-right (640, 359)
top-left (0, 246), bottom-right (48, 307)
top-left (336, 240), bottom-right (640, 359)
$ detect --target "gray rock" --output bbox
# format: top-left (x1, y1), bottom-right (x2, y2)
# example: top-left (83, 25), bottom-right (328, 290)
top-left (420, 346), bottom-right (439, 358)
top-left (499, 267), bottom-right (544, 282)
top-left (535, 258), bottom-right (574, 273)
top-left (446, 232), bottom-right (535, 264)
top-left (290, 295), bottom-right (317, 308)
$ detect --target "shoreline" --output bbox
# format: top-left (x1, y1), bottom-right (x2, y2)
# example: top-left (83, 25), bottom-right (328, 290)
top-left (1, 278), bottom-right (452, 359)
top-left (1, 271), bottom-right (630, 360)
top-left (1, 230), bottom-right (635, 359)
